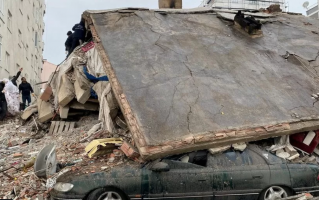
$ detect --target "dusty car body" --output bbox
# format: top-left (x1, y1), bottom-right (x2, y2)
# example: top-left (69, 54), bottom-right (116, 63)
top-left (50, 145), bottom-right (319, 200)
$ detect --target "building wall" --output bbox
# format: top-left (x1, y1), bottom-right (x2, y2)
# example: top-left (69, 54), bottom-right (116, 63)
top-left (203, 0), bottom-right (285, 10)
top-left (0, 0), bottom-right (45, 94)
top-left (307, 2), bottom-right (319, 19)
top-left (41, 60), bottom-right (56, 90)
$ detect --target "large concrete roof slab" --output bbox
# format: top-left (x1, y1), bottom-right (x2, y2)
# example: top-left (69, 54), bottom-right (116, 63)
top-left (86, 9), bottom-right (319, 159)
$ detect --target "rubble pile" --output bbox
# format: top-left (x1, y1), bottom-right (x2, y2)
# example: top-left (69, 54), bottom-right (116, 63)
top-left (0, 114), bottom-right (137, 199)
top-left (0, 42), bottom-right (138, 199)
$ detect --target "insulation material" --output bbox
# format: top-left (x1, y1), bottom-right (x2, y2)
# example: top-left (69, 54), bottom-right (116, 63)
top-left (86, 47), bottom-right (106, 77)
top-left (93, 82), bottom-right (116, 133)
top-left (85, 138), bottom-right (123, 158)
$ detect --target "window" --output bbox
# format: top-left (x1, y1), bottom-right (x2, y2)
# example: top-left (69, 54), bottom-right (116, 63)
top-left (0, 36), bottom-right (2, 62)
top-left (35, 32), bottom-right (38, 46)
top-left (31, 54), bottom-right (33, 68)
top-left (7, 11), bottom-right (12, 32)
top-left (17, 63), bottom-right (20, 69)
top-left (25, 44), bottom-right (28, 60)
top-left (249, 0), bottom-right (257, 5)
top-left (27, 15), bottom-right (30, 31)
top-left (33, 4), bottom-right (35, 17)
top-left (5, 52), bottom-right (10, 71)
top-left (19, 0), bottom-right (23, 15)
top-left (0, 0), bottom-right (4, 14)
top-left (232, 0), bottom-right (238, 3)
top-left (207, 149), bottom-right (268, 169)
top-left (18, 29), bottom-right (22, 48)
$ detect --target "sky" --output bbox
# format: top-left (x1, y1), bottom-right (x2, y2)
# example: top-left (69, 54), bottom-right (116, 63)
top-left (43, 0), bottom-right (317, 65)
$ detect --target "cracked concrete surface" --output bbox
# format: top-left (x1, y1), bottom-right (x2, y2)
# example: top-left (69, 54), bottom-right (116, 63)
top-left (91, 10), bottom-right (319, 147)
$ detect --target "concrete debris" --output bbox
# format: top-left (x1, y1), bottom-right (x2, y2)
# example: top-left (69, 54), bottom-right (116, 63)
top-left (120, 141), bottom-right (140, 159)
top-left (280, 193), bottom-right (315, 200)
top-left (159, 0), bottom-right (182, 9)
top-left (276, 151), bottom-right (290, 159)
top-left (232, 143), bottom-right (247, 151)
top-left (58, 74), bottom-right (75, 107)
top-left (260, 4), bottom-right (282, 13)
top-left (21, 104), bottom-right (38, 120)
top-left (208, 145), bottom-right (231, 155)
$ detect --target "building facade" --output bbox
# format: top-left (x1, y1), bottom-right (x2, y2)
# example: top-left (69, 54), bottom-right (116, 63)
top-left (41, 59), bottom-right (56, 91)
top-left (201, 0), bottom-right (285, 10)
top-left (0, 0), bottom-right (45, 94)
top-left (306, 0), bottom-right (319, 19)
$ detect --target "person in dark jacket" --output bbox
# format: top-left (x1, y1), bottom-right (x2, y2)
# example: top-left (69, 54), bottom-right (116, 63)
top-left (69, 19), bottom-right (86, 56)
top-left (19, 77), bottom-right (35, 108)
top-left (65, 31), bottom-right (73, 56)
top-left (0, 81), bottom-right (7, 120)
top-left (10, 68), bottom-right (23, 86)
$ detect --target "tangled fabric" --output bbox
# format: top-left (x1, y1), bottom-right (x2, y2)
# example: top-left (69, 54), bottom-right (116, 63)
top-left (3, 78), bottom-right (20, 115)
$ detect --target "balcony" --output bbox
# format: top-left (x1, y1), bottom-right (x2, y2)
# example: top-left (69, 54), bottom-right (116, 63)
top-left (307, 4), bottom-right (318, 17)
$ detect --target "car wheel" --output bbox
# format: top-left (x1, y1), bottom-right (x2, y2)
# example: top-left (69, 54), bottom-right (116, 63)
top-left (259, 186), bottom-right (292, 200)
top-left (87, 187), bottom-right (128, 200)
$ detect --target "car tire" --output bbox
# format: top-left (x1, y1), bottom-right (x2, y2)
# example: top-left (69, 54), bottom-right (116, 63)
top-left (86, 187), bottom-right (128, 200)
top-left (259, 186), bottom-right (292, 200)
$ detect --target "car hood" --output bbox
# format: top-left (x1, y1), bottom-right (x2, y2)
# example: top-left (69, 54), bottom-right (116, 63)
top-left (56, 164), bottom-right (141, 183)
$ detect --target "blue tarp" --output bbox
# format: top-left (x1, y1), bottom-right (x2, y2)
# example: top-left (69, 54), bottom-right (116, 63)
top-left (83, 66), bottom-right (108, 83)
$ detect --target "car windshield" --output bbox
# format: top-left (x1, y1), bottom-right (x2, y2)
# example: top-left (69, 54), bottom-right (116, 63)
top-left (207, 146), bottom-right (284, 168)
top-left (162, 145), bottom-right (284, 169)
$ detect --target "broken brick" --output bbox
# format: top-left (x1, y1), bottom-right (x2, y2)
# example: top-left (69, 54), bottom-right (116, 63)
top-left (120, 141), bottom-right (140, 159)
top-left (13, 153), bottom-right (23, 158)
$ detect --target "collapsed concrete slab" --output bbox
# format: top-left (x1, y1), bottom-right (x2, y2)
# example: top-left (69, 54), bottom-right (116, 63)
top-left (21, 104), bottom-right (38, 120)
top-left (74, 68), bottom-right (92, 104)
top-left (84, 8), bottom-right (319, 159)
top-left (58, 75), bottom-right (75, 107)
top-left (70, 101), bottom-right (99, 111)
top-left (59, 106), bottom-right (70, 119)
top-left (38, 100), bottom-right (54, 123)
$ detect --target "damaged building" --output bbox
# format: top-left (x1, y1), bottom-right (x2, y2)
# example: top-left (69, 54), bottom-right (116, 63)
top-left (39, 7), bottom-right (319, 160)
top-left (2, 4), bottom-right (319, 199)
top-left (76, 7), bottom-right (319, 160)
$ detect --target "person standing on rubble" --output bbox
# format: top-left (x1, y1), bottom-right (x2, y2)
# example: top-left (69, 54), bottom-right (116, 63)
top-left (65, 31), bottom-right (73, 57)
top-left (0, 80), bottom-right (7, 120)
top-left (2, 79), bottom-right (20, 116)
top-left (10, 68), bottom-right (23, 87)
top-left (69, 19), bottom-right (86, 56)
top-left (19, 77), bottom-right (35, 109)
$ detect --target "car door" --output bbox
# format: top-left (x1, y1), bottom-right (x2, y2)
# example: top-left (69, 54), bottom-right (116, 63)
top-left (158, 159), bottom-right (214, 199)
top-left (254, 147), bottom-right (291, 189)
top-left (287, 163), bottom-right (319, 191)
top-left (207, 148), bottom-right (270, 200)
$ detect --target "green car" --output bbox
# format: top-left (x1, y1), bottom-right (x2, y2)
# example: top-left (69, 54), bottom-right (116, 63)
top-left (50, 145), bottom-right (319, 200)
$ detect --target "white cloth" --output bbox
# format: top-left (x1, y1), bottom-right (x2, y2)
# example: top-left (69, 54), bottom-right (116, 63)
top-left (3, 79), bottom-right (20, 115)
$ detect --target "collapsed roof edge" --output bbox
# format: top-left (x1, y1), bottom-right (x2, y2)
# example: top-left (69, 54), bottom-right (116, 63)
top-left (83, 10), bottom-right (319, 160)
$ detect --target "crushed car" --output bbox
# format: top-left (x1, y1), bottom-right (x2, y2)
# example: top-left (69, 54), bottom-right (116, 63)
top-left (50, 145), bottom-right (319, 200)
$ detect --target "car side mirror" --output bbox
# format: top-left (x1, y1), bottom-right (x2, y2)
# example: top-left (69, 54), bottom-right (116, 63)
top-left (150, 162), bottom-right (170, 172)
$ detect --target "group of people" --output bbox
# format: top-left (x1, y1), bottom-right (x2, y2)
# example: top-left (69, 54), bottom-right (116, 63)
top-left (65, 19), bottom-right (86, 57)
top-left (0, 68), bottom-right (35, 120)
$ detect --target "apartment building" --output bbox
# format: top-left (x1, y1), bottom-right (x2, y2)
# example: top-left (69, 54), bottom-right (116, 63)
top-left (306, 0), bottom-right (319, 19)
top-left (201, 0), bottom-right (285, 10)
top-left (0, 0), bottom-right (45, 94)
